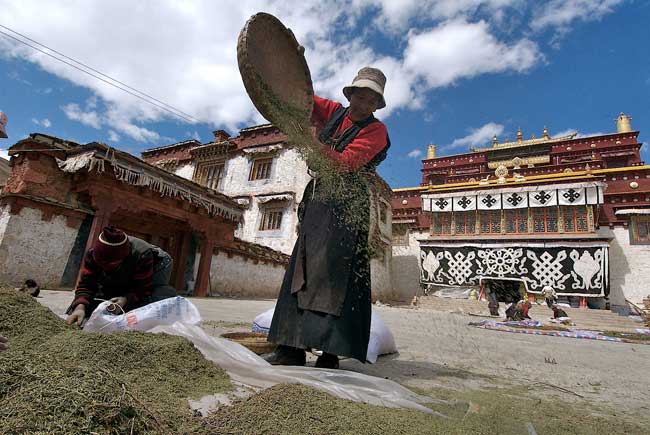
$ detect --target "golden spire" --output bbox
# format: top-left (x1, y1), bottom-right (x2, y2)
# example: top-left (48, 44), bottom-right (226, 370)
top-left (427, 144), bottom-right (437, 159)
top-left (616, 112), bottom-right (632, 133)
top-left (543, 126), bottom-right (549, 139)
top-left (516, 127), bottom-right (523, 142)
top-left (492, 134), bottom-right (498, 146)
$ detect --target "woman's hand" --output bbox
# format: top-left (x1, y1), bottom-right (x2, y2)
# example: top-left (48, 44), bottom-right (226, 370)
top-left (66, 304), bottom-right (86, 326)
top-left (107, 297), bottom-right (127, 315)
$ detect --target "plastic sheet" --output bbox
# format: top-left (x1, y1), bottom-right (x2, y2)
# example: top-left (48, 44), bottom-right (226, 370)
top-left (84, 297), bottom-right (441, 415)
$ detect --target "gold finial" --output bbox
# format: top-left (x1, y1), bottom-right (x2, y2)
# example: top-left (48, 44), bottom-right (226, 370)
top-left (516, 127), bottom-right (523, 142)
top-left (427, 144), bottom-right (437, 159)
top-left (492, 134), bottom-right (498, 146)
top-left (616, 112), bottom-right (632, 133)
top-left (543, 126), bottom-right (549, 139)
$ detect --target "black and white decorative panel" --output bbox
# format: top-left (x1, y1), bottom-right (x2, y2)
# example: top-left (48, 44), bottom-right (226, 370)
top-left (422, 182), bottom-right (605, 212)
top-left (419, 243), bottom-right (609, 296)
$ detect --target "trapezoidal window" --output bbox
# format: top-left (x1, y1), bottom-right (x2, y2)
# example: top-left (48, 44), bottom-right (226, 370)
top-left (259, 208), bottom-right (283, 231)
top-left (249, 158), bottom-right (273, 181)
top-left (630, 215), bottom-right (650, 245)
top-left (195, 162), bottom-right (225, 191)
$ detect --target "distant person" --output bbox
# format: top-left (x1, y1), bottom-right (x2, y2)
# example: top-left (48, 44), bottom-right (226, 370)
top-left (0, 335), bottom-right (7, 351)
top-left (541, 285), bottom-right (557, 308)
top-left (485, 282), bottom-right (500, 316)
top-left (551, 304), bottom-right (569, 319)
top-left (17, 279), bottom-right (40, 297)
top-left (505, 300), bottom-right (532, 321)
top-left (66, 226), bottom-right (177, 326)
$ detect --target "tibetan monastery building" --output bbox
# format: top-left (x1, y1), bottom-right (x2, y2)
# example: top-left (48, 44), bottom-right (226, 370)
top-left (392, 113), bottom-right (648, 311)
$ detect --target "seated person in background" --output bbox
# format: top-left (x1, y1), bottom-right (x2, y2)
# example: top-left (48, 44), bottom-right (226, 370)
top-left (18, 279), bottom-right (40, 297)
top-left (505, 300), bottom-right (532, 321)
top-left (66, 226), bottom-right (177, 326)
top-left (551, 304), bottom-right (569, 319)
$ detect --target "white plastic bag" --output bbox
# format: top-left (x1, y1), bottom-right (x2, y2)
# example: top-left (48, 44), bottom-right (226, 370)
top-left (82, 297), bottom-right (441, 415)
top-left (83, 296), bottom-right (201, 332)
top-left (251, 305), bottom-right (397, 363)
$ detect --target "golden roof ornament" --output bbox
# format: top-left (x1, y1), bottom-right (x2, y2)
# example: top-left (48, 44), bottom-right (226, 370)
top-left (616, 112), bottom-right (632, 133)
top-left (427, 144), bottom-right (437, 159)
top-left (516, 127), bottom-right (523, 142)
top-left (495, 165), bottom-right (508, 184)
top-left (492, 134), bottom-right (498, 146)
top-left (543, 126), bottom-right (549, 139)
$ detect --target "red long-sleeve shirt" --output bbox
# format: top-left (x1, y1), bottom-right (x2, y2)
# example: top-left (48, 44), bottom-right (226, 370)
top-left (312, 95), bottom-right (388, 171)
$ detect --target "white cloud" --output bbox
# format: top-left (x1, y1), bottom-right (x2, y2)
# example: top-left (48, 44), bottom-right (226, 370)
top-left (31, 118), bottom-right (52, 128)
top-left (2, 1), bottom-right (550, 137)
top-left (353, 0), bottom-right (522, 32)
top-left (447, 122), bottom-right (504, 150)
top-left (186, 131), bottom-right (201, 141)
top-left (407, 149), bottom-right (423, 158)
top-left (108, 130), bottom-right (120, 142)
top-left (62, 103), bottom-right (101, 129)
top-left (0, 149), bottom-right (8, 160)
top-left (404, 20), bottom-right (540, 88)
top-left (531, 0), bottom-right (624, 31)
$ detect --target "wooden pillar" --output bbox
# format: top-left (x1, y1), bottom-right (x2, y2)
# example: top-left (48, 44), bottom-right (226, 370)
top-left (74, 199), bottom-right (114, 288)
top-left (579, 297), bottom-right (587, 309)
top-left (173, 230), bottom-right (192, 293)
top-left (194, 235), bottom-right (214, 297)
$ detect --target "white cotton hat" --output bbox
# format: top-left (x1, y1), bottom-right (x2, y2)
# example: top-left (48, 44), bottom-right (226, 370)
top-left (342, 67), bottom-right (386, 109)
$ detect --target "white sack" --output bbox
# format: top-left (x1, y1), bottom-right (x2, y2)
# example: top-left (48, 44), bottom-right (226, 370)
top-left (252, 305), bottom-right (397, 363)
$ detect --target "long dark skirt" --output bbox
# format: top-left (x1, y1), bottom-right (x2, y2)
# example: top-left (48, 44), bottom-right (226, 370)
top-left (268, 185), bottom-right (372, 362)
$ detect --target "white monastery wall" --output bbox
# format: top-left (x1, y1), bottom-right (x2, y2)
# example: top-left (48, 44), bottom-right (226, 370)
top-left (0, 206), bottom-right (78, 287)
top-left (174, 163), bottom-right (195, 181)
top-left (600, 226), bottom-right (650, 306)
top-left (209, 252), bottom-right (285, 299)
top-left (391, 230), bottom-right (428, 301)
top-left (193, 250), bottom-right (285, 299)
top-left (223, 147), bottom-right (310, 255)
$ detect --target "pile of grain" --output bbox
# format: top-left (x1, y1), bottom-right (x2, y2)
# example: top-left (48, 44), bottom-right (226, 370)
top-left (0, 289), bottom-right (231, 434)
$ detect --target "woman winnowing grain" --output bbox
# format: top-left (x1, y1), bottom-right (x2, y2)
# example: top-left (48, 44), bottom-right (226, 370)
top-left (263, 67), bottom-right (390, 369)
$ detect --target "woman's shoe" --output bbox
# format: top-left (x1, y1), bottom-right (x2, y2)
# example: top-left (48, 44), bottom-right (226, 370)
top-left (262, 345), bottom-right (306, 366)
top-left (315, 352), bottom-right (339, 369)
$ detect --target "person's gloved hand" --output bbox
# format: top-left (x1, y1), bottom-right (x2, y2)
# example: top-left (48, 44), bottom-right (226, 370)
top-left (0, 335), bottom-right (8, 352)
top-left (107, 297), bottom-right (128, 315)
top-left (66, 304), bottom-right (86, 326)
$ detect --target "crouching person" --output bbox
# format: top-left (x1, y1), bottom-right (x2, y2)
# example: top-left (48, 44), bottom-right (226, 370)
top-left (66, 226), bottom-right (177, 326)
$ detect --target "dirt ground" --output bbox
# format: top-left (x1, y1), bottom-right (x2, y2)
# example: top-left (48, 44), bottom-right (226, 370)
top-left (39, 290), bottom-right (650, 432)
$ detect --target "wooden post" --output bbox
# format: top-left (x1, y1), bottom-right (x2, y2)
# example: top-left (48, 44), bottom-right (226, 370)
top-left (194, 235), bottom-right (214, 297)
top-left (579, 297), bottom-right (587, 309)
top-left (173, 230), bottom-right (192, 293)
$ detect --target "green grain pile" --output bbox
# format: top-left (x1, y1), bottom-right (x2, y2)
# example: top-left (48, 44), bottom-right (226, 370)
top-left (0, 289), bottom-right (232, 434)
top-left (203, 383), bottom-right (649, 435)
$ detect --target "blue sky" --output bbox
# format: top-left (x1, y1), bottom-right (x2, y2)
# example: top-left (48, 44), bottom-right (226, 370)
top-left (1, 0), bottom-right (648, 188)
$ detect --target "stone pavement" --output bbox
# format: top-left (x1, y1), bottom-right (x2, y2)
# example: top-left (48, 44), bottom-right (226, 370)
top-left (39, 290), bottom-right (650, 415)
top-left (415, 295), bottom-right (644, 332)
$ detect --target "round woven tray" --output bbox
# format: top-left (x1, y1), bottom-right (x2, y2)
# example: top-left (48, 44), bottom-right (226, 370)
top-left (237, 12), bottom-right (313, 131)
top-left (221, 331), bottom-right (276, 355)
